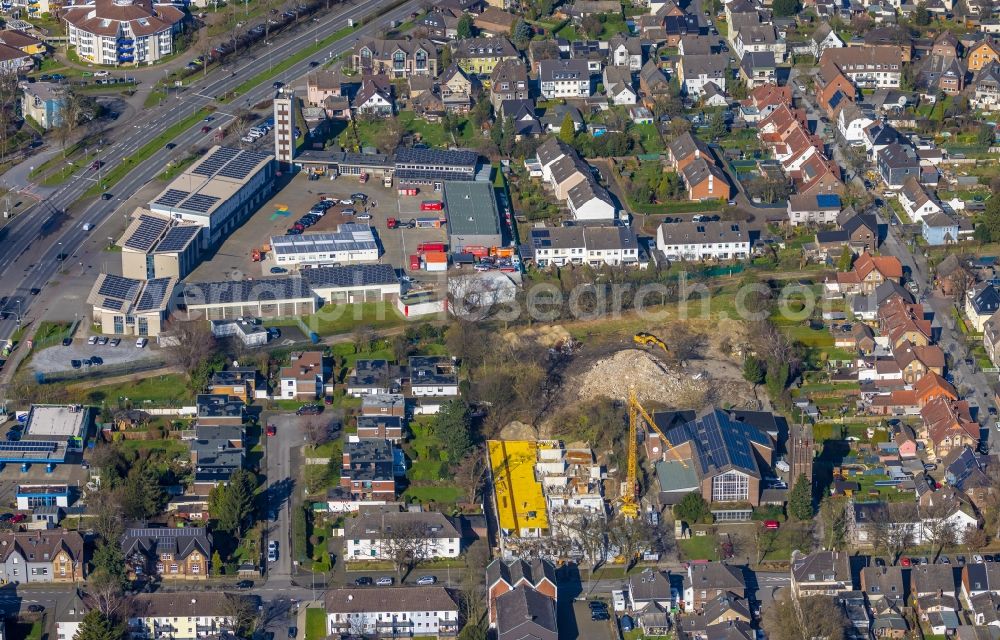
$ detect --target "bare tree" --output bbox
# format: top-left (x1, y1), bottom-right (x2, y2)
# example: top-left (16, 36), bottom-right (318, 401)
top-left (818, 496), bottom-right (848, 550)
top-left (0, 72), bottom-right (19, 162)
top-left (162, 320), bottom-right (219, 376)
top-left (221, 594), bottom-right (261, 637)
top-left (459, 543), bottom-right (488, 626)
top-left (764, 593), bottom-right (847, 640)
top-left (753, 527), bottom-right (779, 565)
top-left (54, 90), bottom-right (84, 156)
top-left (607, 514), bottom-right (652, 572)
top-left (303, 415), bottom-right (338, 447)
top-left (86, 571), bottom-right (128, 620)
top-left (869, 502), bottom-right (917, 562)
top-left (554, 513), bottom-right (610, 570)
top-left (90, 486), bottom-right (125, 544)
top-left (921, 498), bottom-right (958, 559)
top-left (453, 445), bottom-right (487, 504)
top-left (381, 520), bottom-right (431, 577)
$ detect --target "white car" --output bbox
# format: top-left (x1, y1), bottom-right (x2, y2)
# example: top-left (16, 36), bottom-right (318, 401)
top-left (135, 337), bottom-right (148, 348)
top-left (415, 575), bottom-right (436, 586)
top-left (340, 199), bottom-right (354, 205)
top-left (356, 213), bottom-right (371, 220)
top-left (268, 540), bottom-right (278, 552)
top-left (974, 554), bottom-right (985, 564)
top-left (87, 336), bottom-right (98, 345)
top-left (267, 549), bottom-right (277, 563)
top-left (376, 577), bottom-right (393, 586)
top-left (241, 136), bottom-right (254, 143)
top-left (94, 70), bottom-right (109, 78)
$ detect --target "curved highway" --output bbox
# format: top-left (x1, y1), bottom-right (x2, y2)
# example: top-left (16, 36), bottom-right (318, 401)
top-left (0, 0), bottom-right (420, 343)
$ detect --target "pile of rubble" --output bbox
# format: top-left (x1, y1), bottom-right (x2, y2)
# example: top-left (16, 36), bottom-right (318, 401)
top-left (576, 349), bottom-right (753, 409)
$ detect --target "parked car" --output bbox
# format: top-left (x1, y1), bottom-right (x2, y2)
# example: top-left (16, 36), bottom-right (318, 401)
top-left (62, 337), bottom-right (72, 346)
top-left (357, 213), bottom-right (371, 220)
top-left (110, 338), bottom-right (121, 346)
top-left (270, 267), bottom-right (288, 274)
top-left (415, 576), bottom-right (436, 586)
top-left (588, 601), bottom-right (607, 611)
top-left (901, 557), bottom-right (912, 567)
top-left (763, 520), bottom-right (780, 530)
top-left (376, 577), bottom-right (394, 586)
top-left (236, 580), bottom-right (254, 589)
top-left (354, 577), bottom-right (373, 586)
top-left (266, 424), bottom-right (277, 437)
top-left (296, 405), bottom-right (322, 416)
top-left (591, 610), bottom-right (610, 622)
top-left (97, 336), bottom-right (109, 345)
top-left (341, 208), bottom-right (356, 216)
top-left (87, 336), bottom-right (98, 345)
top-left (27, 604), bottom-right (44, 613)
top-left (11, 514), bottom-right (26, 524)
top-left (71, 359), bottom-right (82, 369)
top-left (136, 338), bottom-right (148, 348)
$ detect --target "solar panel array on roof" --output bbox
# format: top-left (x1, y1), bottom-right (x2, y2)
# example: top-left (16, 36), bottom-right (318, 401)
top-left (98, 274), bottom-right (141, 301)
top-left (181, 193), bottom-right (221, 213)
top-left (0, 441), bottom-right (57, 453)
top-left (136, 278), bottom-right (172, 311)
top-left (102, 298), bottom-right (124, 311)
top-left (301, 264), bottom-right (397, 288)
top-left (154, 188), bottom-right (189, 208)
top-left (183, 278), bottom-right (313, 305)
top-left (123, 214), bottom-right (170, 252)
top-left (193, 147), bottom-right (240, 176)
top-left (661, 409), bottom-right (772, 478)
top-left (156, 225), bottom-right (200, 253)
top-left (394, 147), bottom-right (478, 167)
top-left (533, 229), bottom-right (551, 247)
top-left (218, 150), bottom-right (271, 180)
top-left (395, 169), bottom-right (475, 182)
top-left (816, 194), bottom-right (842, 208)
top-left (270, 227), bottom-right (378, 256)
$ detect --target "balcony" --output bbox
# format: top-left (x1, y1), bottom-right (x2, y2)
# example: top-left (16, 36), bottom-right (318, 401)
top-left (118, 53), bottom-right (134, 62)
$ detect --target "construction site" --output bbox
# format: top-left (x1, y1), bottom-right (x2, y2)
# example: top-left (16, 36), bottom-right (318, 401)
top-left (486, 319), bottom-right (787, 563)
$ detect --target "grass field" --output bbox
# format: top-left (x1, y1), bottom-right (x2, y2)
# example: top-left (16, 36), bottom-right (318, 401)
top-left (84, 373), bottom-right (191, 405)
top-left (402, 485), bottom-right (463, 504)
top-left (116, 437), bottom-right (189, 457)
top-left (305, 608), bottom-right (326, 640)
top-left (302, 302), bottom-right (406, 336)
top-left (678, 535), bottom-right (719, 561)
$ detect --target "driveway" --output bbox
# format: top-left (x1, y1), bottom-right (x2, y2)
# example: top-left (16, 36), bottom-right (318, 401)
top-left (30, 340), bottom-right (162, 374)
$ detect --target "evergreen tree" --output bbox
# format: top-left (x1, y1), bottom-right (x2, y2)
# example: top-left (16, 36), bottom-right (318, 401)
top-left (674, 491), bottom-right (711, 524)
top-left (559, 114), bottom-right (576, 144)
top-left (837, 246), bottom-right (854, 272)
top-left (73, 610), bottom-right (123, 640)
top-left (914, 1), bottom-right (930, 24)
top-left (457, 13), bottom-right (474, 38)
top-left (121, 466), bottom-right (164, 521)
top-left (772, 0), bottom-right (800, 16)
top-left (765, 359), bottom-right (790, 400)
top-left (210, 468), bottom-right (257, 535)
top-left (789, 474), bottom-right (813, 521)
top-left (742, 355), bottom-right (766, 385)
top-left (91, 541), bottom-right (127, 588)
top-left (211, 550), bottom-right (224, 576)
top-left (433, 399), bottom-right (472, 464)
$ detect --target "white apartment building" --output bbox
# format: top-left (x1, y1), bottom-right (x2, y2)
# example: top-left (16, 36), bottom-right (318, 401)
top-left (656, 221), bottom-right (750, 261)
top-left (344, 508), bottom-right (461, 560)
top-left (527, 225), bottom-right (639, 268)
top-left (127, 593), bottom-right (247, 640)
top-left (539, 59), bottom-right (592, 99)
top-left (62, 0), bottom-right (184, 66)
top-left (326, 587), bottom-right (459, 637)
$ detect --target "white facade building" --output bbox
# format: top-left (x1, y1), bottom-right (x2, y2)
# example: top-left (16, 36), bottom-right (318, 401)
top-left (326, 587), bottom-right (459, 637)
top-left (539, 59), bottom-right (592, 98)
top-left (344, 508), bottom-right (461, 560)
top-left (655, 221), bottom-right (750, 261)
top-left (62, 0), bottom-right (185, 66)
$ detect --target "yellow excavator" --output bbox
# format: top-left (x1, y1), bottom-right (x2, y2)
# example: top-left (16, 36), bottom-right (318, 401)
top-left (620, 387), bottom-right (686, 519)
top-left (633, 332), bottom-right (668, 353)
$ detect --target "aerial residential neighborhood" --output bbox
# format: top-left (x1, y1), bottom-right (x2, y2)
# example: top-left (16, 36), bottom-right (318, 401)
top-left (1, 0), bottom-right (1000, 637)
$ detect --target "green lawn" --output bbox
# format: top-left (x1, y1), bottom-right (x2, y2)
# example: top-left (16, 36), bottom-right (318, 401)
top-left (402, 485), bottom-right (463, 503)
top-left (83, 373), bottom-right (192, 405)
top-left (116, 437), bottom-right (189, 457)
top-left (302, 302), bottom-right (406, 336)
top-left (678, 535), bottom-right (719, 561)
top-left (342, 111), bottom-right (479, 150)
top-left (305, 608), bottom-right (326, 640)
top-left (782, 325), bottom-right (834, 347)
top-left (633, 123), bottom-right (665, 154)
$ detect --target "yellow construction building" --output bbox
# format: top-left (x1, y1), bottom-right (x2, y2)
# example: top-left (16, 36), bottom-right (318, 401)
top-left (487, 440), bottom-right (549, 539)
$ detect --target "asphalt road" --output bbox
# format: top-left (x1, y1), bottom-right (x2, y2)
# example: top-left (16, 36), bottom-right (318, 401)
top-left (0, 0), bottom-right (422, 347)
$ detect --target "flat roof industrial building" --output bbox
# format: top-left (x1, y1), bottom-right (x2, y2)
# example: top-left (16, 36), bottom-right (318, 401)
top-left (443, 181), bottom-right (504, 252)
top-left (271, 224), bottom-right (380, 267)
top-left (2, 405), bottom-right (90, 465)
top-left (87, 273), bottom-right (177, 338)
top-left (182, 277), bottom-right (319, 320)
top-left (148, 146), bottom-right (275, 248)
top-left (301, 264), bottom-right (401, 303)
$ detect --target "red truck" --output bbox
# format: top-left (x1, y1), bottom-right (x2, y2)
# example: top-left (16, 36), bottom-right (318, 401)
top-left (386, 217), bottom-right (399, 229)
top-left (409, 254), bottom-right (421, 270)
top-left (417, 242), bottom-right (446, 253)
top-left (420, 200), bottom-right (443, 211)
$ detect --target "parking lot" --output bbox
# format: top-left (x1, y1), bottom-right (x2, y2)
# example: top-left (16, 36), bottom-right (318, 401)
top-left (30, 339), bottom-right (161, 374)
top-left (186, 171), bottom-right (450, 284)
top-left (0, 455), bottom-right (91, 509)
top-left (557, 599), bottom-right (618, 640)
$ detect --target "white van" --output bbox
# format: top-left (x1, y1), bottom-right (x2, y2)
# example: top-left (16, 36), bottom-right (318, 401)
top-left (82, 223), bottom-right (93, 231)
top-left (612, 590), bottom-right (626, 613)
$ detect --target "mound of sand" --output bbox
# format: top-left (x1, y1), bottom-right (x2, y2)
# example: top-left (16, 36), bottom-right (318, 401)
top-left (504, 324), bottom-right (573, 349)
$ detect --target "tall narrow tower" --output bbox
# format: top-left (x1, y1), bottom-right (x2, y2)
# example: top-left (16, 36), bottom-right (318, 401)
top-left (273, 90), bottom-right (297, 168)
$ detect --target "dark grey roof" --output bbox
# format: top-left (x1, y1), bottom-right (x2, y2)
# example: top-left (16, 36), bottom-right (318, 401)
top-left (325, 586), bottom-right (457, 614)
top-left (629, 570), bottom-right (671, 602)
top-left (183, 278), bottom-right (316, 305)
top-left (348, 359), bottom-right (391, 388)
top-left (409, 356), bottom-right (457, 386)
top-left (791, 551), bottom-right (851, 586)
top-left (971, 283), bottom-right (1000, 316)
top-left (122, 527), bottom-right (212, 562)
top-left (394, 147), bottom-right (478, 168)
top-left (444, 181), bottom-right (501, 237)
top-left (195, 394), bottom-right (245, 419)
top-left (486, 558), bottom-right (558, 590)
top-left (300, 264), bottom-right (398, 289)
top-left (536, 137), bottom-right (573, 167)
top-left (343, 506), bottom-right (460, 541)
top-left (911, 564), bottom-right (956, 596)
top-left (496, 586), bottom-right (558, 640)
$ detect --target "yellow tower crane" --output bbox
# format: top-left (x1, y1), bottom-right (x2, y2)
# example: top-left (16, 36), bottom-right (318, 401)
top-left (620, 386), bottom-right (687, 519)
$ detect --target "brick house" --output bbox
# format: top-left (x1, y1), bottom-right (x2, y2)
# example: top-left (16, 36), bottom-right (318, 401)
top-left (836, 252), bottom-right (904, 295)
top-left (122, 527), bottom-right (212, 581)
top-left (486, 558), bottom-right (557, 626)
top-left (683, 563), bottom-right (746, 611)
top-left (0, 530), bottom-right (85, 584)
